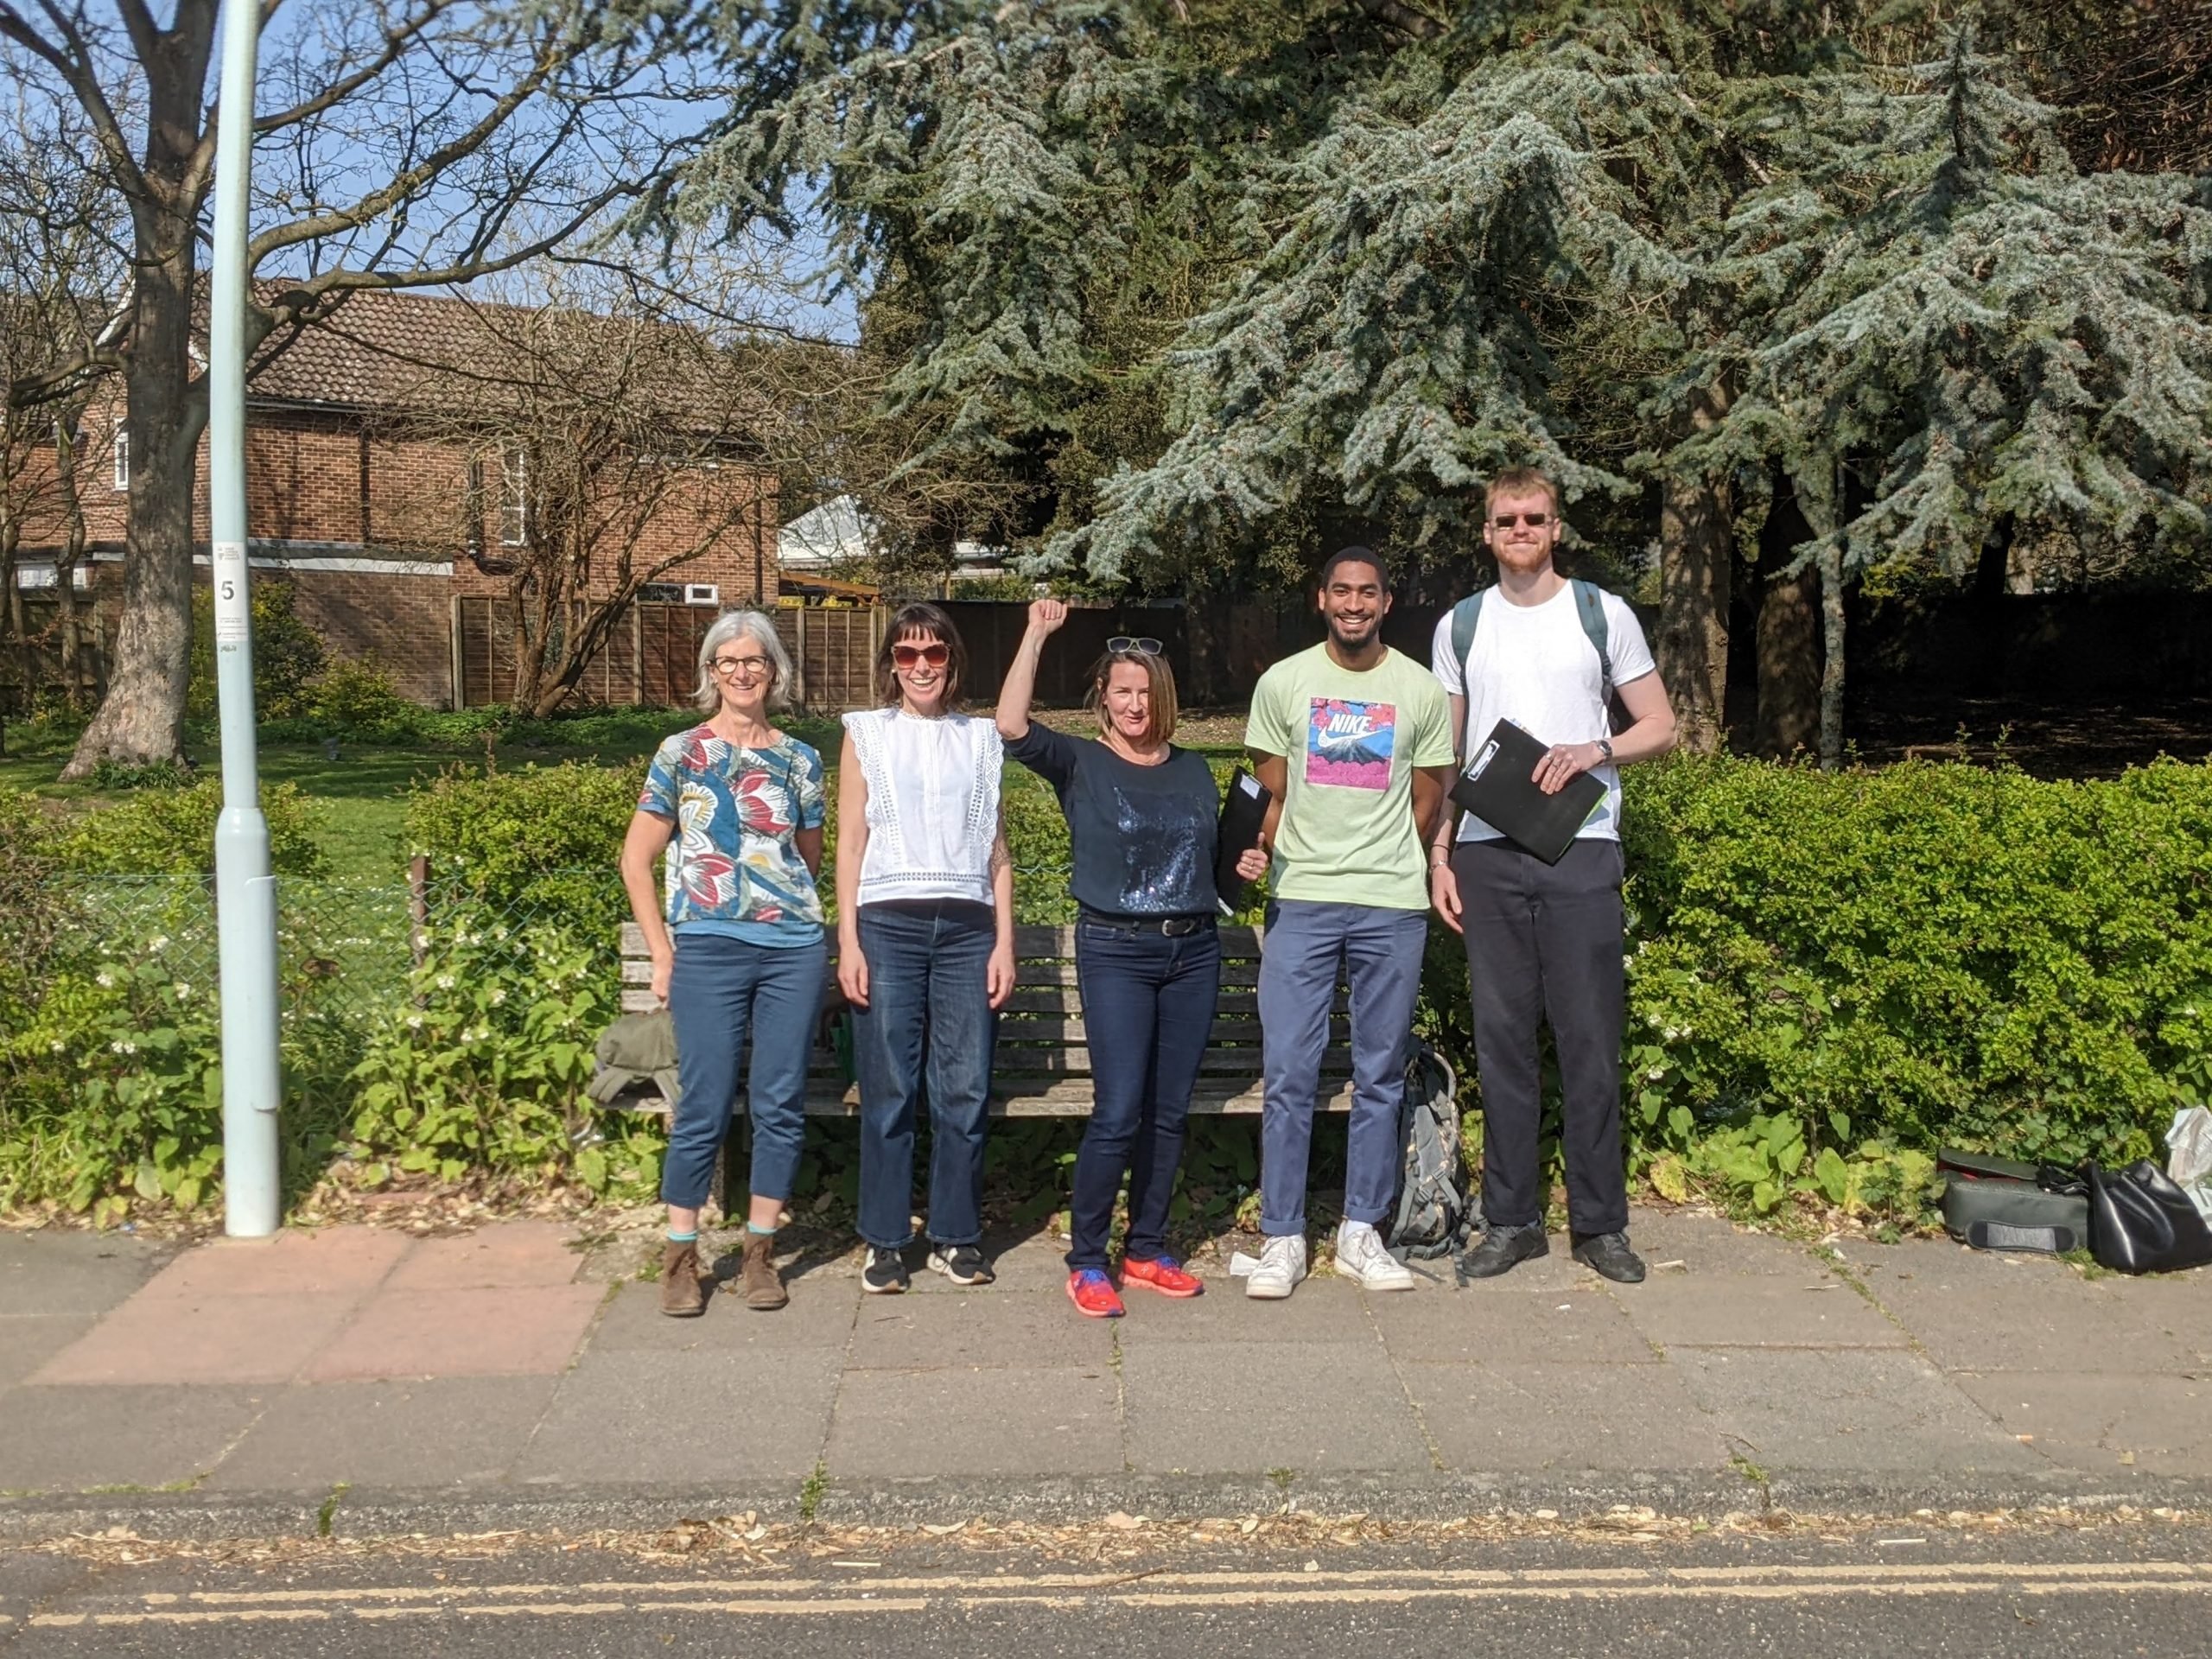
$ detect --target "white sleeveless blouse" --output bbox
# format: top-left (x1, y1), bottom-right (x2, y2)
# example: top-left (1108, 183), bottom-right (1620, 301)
top-left (843, 708), bottom-right (1004, 908)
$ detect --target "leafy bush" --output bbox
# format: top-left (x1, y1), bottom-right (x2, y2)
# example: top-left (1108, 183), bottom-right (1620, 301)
top-left (303, 658), bottom-right (416, 738)
top-left (188, 582), bottom-right (327, 721)
top-left (404, 761), bottom-right (647, 938)
top-left (44, 776), bottom-right (329, 879)
top-left (344, 911), bottom-right (648, 1196)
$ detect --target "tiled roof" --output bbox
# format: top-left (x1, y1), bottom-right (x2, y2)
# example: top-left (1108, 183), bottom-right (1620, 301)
top-left (240, 288), bottom-right (751, 429)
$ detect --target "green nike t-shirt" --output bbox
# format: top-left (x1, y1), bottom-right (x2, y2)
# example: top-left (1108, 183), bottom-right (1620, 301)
top-left (1244, 643), bottom-right (1454, 910)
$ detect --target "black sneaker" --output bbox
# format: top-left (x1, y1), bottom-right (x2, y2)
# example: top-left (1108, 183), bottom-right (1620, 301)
top-left (1459, 1223), bottom-right (1550, 1279)
top-left (861, 1245), bottom-right (909, 1294)
top-left (1571, 1230), bottom-right (1647, 1284)
top-left (925, 1244), bottom-right (995, 1286)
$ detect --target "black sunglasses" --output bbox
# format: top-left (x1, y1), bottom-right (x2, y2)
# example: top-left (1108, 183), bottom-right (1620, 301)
top-left (1108, 636), bottom-right (1162, 656)
top-left (1491, 512), bottom-right (1552, 528)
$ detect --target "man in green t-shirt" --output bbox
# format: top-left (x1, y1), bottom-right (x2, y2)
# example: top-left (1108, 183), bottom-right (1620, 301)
top-left (1243, 547), bottom-right (1456, 1300)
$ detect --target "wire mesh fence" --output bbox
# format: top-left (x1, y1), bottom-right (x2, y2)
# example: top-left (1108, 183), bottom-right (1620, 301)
top-left (43, 861), bottom-right (1086, 1032)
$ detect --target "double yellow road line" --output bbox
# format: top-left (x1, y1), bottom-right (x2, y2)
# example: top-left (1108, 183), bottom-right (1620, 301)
top-left (16, 1558), bottom-right (2212, 1628)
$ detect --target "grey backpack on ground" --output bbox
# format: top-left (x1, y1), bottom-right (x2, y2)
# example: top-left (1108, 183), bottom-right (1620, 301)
top-left (1389, 1042), bottom-right (1479, 1259)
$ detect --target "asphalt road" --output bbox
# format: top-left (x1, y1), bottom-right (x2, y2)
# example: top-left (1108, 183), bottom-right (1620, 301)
top-left (3, 1517), bottom-right (2208, 1658)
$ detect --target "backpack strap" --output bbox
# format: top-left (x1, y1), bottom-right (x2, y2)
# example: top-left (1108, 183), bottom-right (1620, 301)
top-left (1569, 577), bottom-right (1613, 701)
top-left (1447, 590), bottom-right (1484, 760)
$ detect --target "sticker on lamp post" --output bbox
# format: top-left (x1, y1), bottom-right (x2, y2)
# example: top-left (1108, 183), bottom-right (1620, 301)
top-left (213, 540), bottom-right (249, 646)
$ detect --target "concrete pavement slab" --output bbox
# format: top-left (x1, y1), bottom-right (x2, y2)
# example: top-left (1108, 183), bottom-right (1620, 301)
top-left (826, 1364), bottom-right (1122, 1478)
top-left (849, 1290), bottom-right (1115, 1370)
top-left (1669, 1348), bottom-right (2046, 1474)
top-left (0, 1385), bottom-right (264, 1491)
top-left (1950, 1371), bottom-right (2212, 1478)
top-left (303, 1285), bottom-right (607, 1382)
top-left (1852, 1240), bottom-right (2212, 1373)
top-left (1110, 1276), bottom-right (1377, 1344)
top-left (29, 1290), bottom-right (357, 1386)
top-left (1615, 1274), bottom-right (1909, 1350)
top-left (1400, 1360), bottom-right (1726, 1472)
top-left (1120, 1340), bottom-right (1432, 1475)
top-left (0, 1232), bottom-right (169, 1317)
top-left (381, 1223), bottom-right (585, 1290)
top-left (1369, 1285), bottom-right (1658, 1365)
top-left (589, 1278), bottom-right (857, 1353)
top-left (206, 1376), bottom-right (562, 1491)
top-left (512, 1348), bottom-right (841, 1484)
top-left (135, 1229), bottom-right (410, 1300)
top-left (0, 1315), bottom-right (94, 1388)
top-left (1621, 1210), bottom-right (1824, 1276)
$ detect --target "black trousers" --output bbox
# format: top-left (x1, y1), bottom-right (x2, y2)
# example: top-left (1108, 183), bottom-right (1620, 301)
top-left (1452, 836), bottom-right (1630, 1236)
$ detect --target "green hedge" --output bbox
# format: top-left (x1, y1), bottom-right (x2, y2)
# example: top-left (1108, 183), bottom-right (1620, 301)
top-left (1624, 756), bottom-right (2212, 1165)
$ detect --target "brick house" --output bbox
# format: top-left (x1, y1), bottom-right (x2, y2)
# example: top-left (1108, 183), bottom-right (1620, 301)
top-left (13, 289), bottom-right (781, 709)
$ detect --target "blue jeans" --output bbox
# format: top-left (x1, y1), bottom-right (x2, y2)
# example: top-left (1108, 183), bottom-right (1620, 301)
top-left (1069, 919), bottom-right (1222, 1270)
top-left (853, 899), bottom-right (997, 1249)
top-left (1257, 899), bottom-right (1427, 1236)
top-left (662, 931), bottom-right (827, 1211)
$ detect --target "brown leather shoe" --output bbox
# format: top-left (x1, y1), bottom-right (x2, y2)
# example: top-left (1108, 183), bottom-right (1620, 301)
top-left (741, 1231), bottom-right (788, 1312)
top-left (660, 1239), bottom-right (705, 1317)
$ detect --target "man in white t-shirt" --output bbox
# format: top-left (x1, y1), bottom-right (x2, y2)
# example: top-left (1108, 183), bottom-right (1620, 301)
top-left (1428, 467), bottom-right (1677, 1284)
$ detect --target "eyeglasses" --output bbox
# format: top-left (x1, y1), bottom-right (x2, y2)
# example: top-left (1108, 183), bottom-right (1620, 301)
top-left (710, 655), bottom-right (772, 678)
top-left (891, 642), bottom-right (950, 669)
top-left (1490, 512), bottom-right (1553, 528)
top-left (1108, 636), bottom-right (1162, 656)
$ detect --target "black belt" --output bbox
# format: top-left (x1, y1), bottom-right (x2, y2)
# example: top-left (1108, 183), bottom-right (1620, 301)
top-left (1078, 908), bottom-right (1215, 938)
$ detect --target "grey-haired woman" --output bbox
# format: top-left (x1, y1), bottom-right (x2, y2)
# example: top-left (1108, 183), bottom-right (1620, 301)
top-left (620, 610), bottom-right (827, 1317)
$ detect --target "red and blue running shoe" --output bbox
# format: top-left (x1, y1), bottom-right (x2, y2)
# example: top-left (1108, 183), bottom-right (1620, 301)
top-left (1066, 1268), bottom-right (1125, 1319)
top-left (1120, 1255), bottom-right (1205, 1297)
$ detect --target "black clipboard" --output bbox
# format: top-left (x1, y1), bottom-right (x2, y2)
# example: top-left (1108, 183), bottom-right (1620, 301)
top-left (1214, 765), bottom-right (1272, 914)
top-left (1448, 719), bottom-right (1604, 864)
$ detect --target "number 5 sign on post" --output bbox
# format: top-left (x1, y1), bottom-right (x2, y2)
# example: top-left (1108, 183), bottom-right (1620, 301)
top-left (213, 539), bottom-right (250, 646)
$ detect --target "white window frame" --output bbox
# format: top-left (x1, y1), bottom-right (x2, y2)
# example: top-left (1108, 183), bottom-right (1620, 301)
top-left (683, 583), bottom-right (720, 607)
top-left (111, 420), bottom-right (128, 491)
top-left (498, 443), bottom-right (528, 546)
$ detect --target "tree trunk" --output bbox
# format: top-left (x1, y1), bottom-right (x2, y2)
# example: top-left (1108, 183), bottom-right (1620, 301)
top-left (1751, 564), bottom-right (1819, 756)
top-left (60, 244), bottom-right (205, 777)
top-left (54, 416), bottom-right (88, 708)
top-left (1817, 541), bottom-right (1847, 770)
top-left (1654, 384), bottom-right (1733, 753)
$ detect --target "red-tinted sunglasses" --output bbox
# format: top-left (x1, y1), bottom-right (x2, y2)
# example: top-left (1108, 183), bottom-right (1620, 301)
top-left (892, 642), bottom-right (950, 668)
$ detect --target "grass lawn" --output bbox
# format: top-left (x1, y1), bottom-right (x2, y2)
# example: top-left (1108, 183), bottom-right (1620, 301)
top-left (2, 707), bottom-right (1254, 885)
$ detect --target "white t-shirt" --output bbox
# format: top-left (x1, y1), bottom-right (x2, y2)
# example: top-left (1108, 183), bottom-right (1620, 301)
top-left (1428, 583), bottom-right (1656, 843)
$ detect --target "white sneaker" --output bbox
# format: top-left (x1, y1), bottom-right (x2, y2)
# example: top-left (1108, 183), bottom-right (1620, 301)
top-left (1244, 1234), bottom-right (1307, 1300)
top-left (1335, 1220), bottom-right (1415, 1292)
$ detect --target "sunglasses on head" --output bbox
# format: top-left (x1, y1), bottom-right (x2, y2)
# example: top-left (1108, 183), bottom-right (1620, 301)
top-left (1491, 512), bottom-right (1552, 528)
top-left (891, 641), bottom-right (950, 669)
top-left (1108, 636), bottom-right (1162, 656)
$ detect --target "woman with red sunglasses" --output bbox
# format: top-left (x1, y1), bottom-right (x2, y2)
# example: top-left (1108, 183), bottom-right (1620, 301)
top-left (835, 602), bottom-right (1015, 1294)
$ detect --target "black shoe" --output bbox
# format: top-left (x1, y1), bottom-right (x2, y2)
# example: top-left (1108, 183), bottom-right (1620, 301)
top-left (861, 1245), bottom-right (910, 1294)
top-left (1571, 1230), bottom-right (1647, 1283)
top-left (1460, 1223), bottom-right (1549, 1279)
top-left (926, 1244), bottom-right (995, 1286)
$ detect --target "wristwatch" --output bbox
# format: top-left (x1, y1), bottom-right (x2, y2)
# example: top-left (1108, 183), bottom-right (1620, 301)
top-left (1595, 736), bottom-right (1615, 765)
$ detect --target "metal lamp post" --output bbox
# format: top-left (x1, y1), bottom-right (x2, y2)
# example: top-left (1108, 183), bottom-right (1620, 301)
top-left (209, 0), bottom-right (283, 1236)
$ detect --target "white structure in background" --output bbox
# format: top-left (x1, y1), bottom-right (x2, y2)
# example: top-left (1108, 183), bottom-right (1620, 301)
top-left (778, 494), bottom-right (1014, 588)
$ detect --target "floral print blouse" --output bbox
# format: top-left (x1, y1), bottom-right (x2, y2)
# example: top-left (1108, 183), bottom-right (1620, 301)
top-left (638, 725), bottom-right (827, 945)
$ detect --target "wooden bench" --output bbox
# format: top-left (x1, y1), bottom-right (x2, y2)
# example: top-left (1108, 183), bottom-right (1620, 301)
top-left (613, 922), bottom-right (1355, 1116)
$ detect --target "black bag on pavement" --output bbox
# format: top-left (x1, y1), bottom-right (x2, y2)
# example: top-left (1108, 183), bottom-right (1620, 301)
top-left (2084, 1160), bottom-right (2212, 1274)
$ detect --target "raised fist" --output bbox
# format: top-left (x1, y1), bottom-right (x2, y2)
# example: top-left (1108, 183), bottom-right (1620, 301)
top-left (1027, 597), bottom-right (1068, 636)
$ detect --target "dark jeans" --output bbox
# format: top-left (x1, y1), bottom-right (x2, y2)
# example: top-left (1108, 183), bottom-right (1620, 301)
top-left (1069, 918), bottom-right (1222, 1271)
top-left (1452, 836), bottom-right (1630, 1236)
top-left (852, 899), bottom-right (997, 1249)
top-left (1256, 899), bottom-right (1428, 1236)
top-left (662, 931), bottom-right (827, 1211)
